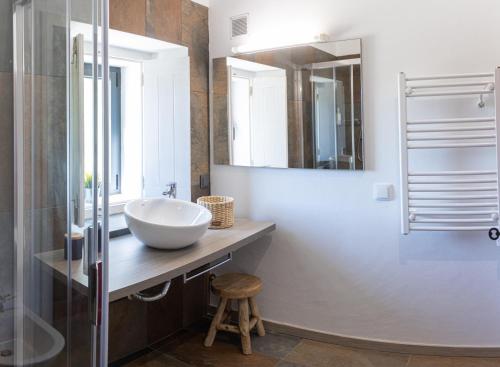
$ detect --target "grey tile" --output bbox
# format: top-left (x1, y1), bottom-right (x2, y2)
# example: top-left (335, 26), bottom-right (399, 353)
top-left (45, 76), bottom-right (67, 208)
top-left (0, 211), bottom-right (14, 345)
top-left (28, 2), bottom-right (67, 77)
top-left (408, 356), bottom-right (500, 367)
top-left (24, 75), bottom-right (67, 210)
top-left (146, 326), bottom-right (500, 367)
top-left (0, 72), bottom-right (13, 213)
top-left (145, 0), bottom-right (182, 44)
top-left (0, 212), bottom-right (14, 298)
top-left (182, 0), bottom-right (209, 198)
top-left (0, 309), bottom-right (13, 344)
top-left (126, 350), bottom-right (191, 367)
top-left (212, 59), bottom-right (229, 165)
top-left (190, 91), bottom-right (209, 190)
top-left (348, 348), bottom-right (409, 367)
top-left (0, 0), bottom-right (13, 72)
top-left (25, 206), bottom-right (67, 254)
top-left (110, 0), bottom-right (146, 36)
top-left (70, 0), bottom-right (92, 24)
top-left (250, 333), bottom-right (301, 359)
top-left (284, 340), bottom-right (352, 367)
top-left (451, 357), bottom-right (500, 367)
top-left (406, 355), bottom-right (454, 367)
top-left (276, 362), bottom-right (307, 367)
top-left (212, 95), bottom-right (229, 165)
top-left (284, 340), bottom-right (409, 367)
top-left (156, 332), bottom-right (278, 367)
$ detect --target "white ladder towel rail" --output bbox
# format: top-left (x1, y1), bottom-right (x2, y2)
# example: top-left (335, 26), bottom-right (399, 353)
top-left (398, 69), bottom-right (500, 235)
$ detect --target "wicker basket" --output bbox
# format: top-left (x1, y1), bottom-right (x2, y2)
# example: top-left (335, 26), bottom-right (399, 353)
top-left (197, 196), bottom-right (234, 229)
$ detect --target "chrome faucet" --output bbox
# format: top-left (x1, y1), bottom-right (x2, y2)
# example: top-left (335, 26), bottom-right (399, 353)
top-left (162, 182), bottom-right (177, 199)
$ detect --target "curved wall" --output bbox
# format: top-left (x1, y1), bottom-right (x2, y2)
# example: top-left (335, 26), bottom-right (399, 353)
top-left (209, 0), bottom-right (500, 347)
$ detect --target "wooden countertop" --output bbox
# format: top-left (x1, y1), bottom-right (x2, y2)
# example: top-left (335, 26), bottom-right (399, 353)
top-left (36, 219), bottom-right (275, 302)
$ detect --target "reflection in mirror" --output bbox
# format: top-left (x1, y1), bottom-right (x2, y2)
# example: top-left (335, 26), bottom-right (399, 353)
top-left (213, 39), bottom-right (363, 170)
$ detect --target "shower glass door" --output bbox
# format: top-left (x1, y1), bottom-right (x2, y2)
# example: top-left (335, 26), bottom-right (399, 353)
top-left (10, 0), bottom-right (110, 366)
top-left (311, 60), bottom-right (362, 170)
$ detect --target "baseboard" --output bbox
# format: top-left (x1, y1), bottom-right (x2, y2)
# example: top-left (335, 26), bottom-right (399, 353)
top-left (207, 305), bottom-right (500, 357)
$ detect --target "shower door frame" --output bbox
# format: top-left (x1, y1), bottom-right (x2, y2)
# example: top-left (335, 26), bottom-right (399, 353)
top-left (11, 0), bottom-right (111, 365)
top-left (12, 3), bottom-right (25, 365)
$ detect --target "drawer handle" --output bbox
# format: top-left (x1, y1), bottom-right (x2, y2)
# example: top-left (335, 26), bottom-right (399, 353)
top-left (183, 253), bottom-right (232, 283)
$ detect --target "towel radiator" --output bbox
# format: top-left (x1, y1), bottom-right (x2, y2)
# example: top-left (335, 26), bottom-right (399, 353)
top-left (398, 68), bottom-right (500, 236)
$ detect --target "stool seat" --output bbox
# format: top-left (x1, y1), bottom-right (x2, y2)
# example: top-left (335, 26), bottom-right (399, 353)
top-left (211, 273), bottom-right (262, 299)
top-left (205, 273), bottom-right (266, 355)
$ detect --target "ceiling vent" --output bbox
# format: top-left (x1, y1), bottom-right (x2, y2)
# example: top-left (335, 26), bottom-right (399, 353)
top-left (231, 14), bottom-right (248, 38)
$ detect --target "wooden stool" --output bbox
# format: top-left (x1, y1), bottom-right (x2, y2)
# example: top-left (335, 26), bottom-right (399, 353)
top-left (204, 273), bottom-right (266, 355)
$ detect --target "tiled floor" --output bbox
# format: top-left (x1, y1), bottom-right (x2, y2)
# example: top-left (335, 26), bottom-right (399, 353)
top-left (123, 322), bottom-right (500, 367)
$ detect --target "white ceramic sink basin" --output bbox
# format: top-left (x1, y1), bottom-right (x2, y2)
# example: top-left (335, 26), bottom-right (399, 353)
top-left (124, 198), bottom-right (212, 250)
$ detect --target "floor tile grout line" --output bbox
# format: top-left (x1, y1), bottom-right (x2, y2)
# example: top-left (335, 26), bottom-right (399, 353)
top-left (145, 347), bottom-right (195, 367)
top-left (147, 330), bottom-right (188, 354)
top-left (276, 337), bottom-right (414, 367)
top-left (148, 342), bottom-right (163, 353)
top-left (280, 338), bottom-right (306, 363)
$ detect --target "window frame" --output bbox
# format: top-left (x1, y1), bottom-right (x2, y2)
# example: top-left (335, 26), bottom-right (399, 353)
top-left (83, 63), bottom-right (123, 195)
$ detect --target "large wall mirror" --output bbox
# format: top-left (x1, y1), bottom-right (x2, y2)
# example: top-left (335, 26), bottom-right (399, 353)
top-left (213, 39), bottom-right (364, 170)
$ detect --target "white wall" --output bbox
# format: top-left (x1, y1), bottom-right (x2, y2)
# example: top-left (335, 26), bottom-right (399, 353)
top-left (209, 0), bottom-right (500, 347)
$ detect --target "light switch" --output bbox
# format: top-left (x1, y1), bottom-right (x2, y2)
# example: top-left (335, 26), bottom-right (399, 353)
top-left (374, 183), bottom-right (393, 201)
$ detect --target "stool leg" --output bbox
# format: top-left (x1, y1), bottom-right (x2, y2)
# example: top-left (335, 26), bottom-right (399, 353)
top-left (238, 298), bottom-right (252, 355)
top-left (204, 297), bottom-right (228, 347)
top-left (223, 299), bottom-right (232, 324)
top-left (249, 297), bottom-right (266, 337)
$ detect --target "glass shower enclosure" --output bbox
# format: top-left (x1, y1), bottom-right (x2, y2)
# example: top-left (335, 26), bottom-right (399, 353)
top-left (0, 0), bottom-right (110, 365)
top-left (311, 60), bottom-right (363, 170)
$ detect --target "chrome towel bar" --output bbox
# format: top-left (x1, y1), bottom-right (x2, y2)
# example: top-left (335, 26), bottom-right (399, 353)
top-left (183, 253), bottom-right (233, 283)
top-left (126, 253), bottom-right (233, 302)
